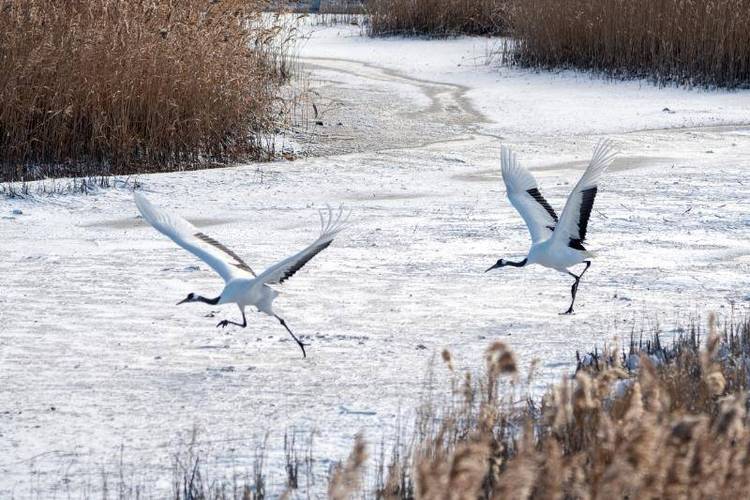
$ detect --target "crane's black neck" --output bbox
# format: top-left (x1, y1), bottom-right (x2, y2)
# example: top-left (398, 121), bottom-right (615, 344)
top-left (196, 295), bottom-right (221, 305)
top-left (505, 258), bottom-right (528, 267)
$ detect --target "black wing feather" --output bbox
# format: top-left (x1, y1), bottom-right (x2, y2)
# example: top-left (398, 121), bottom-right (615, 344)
top-left (565, 184), bottom-right (598, 251)
top-left (278, 240), bottom-right (332, 284)
top-left (526, 188), bottom-right (559, 223)
top-left (568, 239), bottom-right (587, 251)
top-left (577, 186), bottom-right (598, 242)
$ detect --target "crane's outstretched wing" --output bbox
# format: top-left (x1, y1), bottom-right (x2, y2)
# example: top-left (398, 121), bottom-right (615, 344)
top-left (134, 192), bottom-right (255, 282)
top-left (501, 145), bottom-right (559, 244)
top-left (552, 140), bottom-right (617, 249)
top-left (257, 206), bottom-right (349, 285)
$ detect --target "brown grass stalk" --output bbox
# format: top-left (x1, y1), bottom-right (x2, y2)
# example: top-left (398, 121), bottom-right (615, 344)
top-left (328, 433), bottom-right (368, 499)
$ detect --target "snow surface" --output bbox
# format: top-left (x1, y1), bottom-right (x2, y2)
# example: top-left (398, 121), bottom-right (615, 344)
top-left (2, 21), bottom-right (750, 497)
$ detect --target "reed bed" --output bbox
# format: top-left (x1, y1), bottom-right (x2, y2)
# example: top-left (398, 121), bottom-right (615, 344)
top-left (282, 1), bottom-right (365, 15)
top-left (0, 0), bottom-right (291, 182)
top-left (366, 0), bottom-right (508, 37)
top-left (506, 0), bottom-right (750, 88)
top-left (363, 313), bottom-right (750, 498)
top-left (363, 0), bottom-right (749, 87)
top-left (320, 0), bottom-right (367, 15)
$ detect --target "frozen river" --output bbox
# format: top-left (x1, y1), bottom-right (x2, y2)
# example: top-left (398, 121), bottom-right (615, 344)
top-left (2, 22), bottom-right (749, 497)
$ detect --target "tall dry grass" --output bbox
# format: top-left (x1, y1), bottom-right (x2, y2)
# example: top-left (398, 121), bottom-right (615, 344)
top-left (366, 313), bottom-right (750, 498)
top-left (367, 0), bottom-right (508, 37)
top-left (320, 0), bottom-right (367, 15)
top-left (506, 0), bottom-right (750, 88)
top-left (0, 0), bottom-right (291, 182)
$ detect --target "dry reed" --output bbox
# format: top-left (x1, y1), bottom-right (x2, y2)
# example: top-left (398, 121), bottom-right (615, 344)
top-left (320, 0), bottom-right (367, 15)
top-left (328, 434), bottom-right (368, 499)
top-left (369, 313), bottom-right (750, 498)
top-left (506, 0), bottom-right (750, 88)
top-left (366, 0), bottom-right (508, 37)
top-left (0, 0), bottom-right (291, 182)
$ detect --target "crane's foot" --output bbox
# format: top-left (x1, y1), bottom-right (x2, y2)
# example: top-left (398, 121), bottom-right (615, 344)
top-left (217, 319), bottom-right (245, 328)
top-left (560, 308), bottom-right (574, 315)
top-left (295, 339), bottom-right (310, 359)
top-left (275, 314), bottom-right (308, 358)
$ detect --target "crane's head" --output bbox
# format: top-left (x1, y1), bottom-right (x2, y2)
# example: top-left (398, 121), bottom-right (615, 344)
top-left (485, 259), bottom-right (506, 272)
top-left (177, 292), bottom-right (197, 305)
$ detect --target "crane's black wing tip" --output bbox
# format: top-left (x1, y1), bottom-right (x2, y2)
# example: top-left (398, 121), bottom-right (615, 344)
top-left (576, 186), bottom-right (598, 242)
top-left (526, 187), bottom-right (559, 222)
top-left (277, 239), bottom-right (333, 284)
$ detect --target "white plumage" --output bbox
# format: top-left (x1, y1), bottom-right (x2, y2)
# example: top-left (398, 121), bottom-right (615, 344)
top-left (487, 140), bottom-right (617, 314)
top-left (134, 192), bottom-right (348, 357)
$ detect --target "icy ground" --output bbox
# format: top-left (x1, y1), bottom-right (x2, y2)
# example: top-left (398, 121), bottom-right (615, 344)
top-left (2, 22), bottom-right (750, 497)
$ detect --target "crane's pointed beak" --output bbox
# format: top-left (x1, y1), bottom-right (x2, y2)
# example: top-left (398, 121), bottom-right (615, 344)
top-left (485, 263), bottom-right (500, 273)
top-left (176, 297), bottom-right (189, 305)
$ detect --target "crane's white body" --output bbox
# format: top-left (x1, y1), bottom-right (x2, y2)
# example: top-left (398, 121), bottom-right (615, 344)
top-left (218, 278), bottom-right (279, 315)
top-left (500, 140), bottom-right (615, 271)
top-left (491, 140), bottom-right (616, 313)
top-left (134, 192), bottom-right (348, 356)
top-left (526, 239), bottom-right (591, 272)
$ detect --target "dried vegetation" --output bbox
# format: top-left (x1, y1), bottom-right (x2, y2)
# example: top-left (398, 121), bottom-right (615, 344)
top-left (506, 0), bottom-right (750, 88)
top-left (366, 0), bottom-right (508, 37)
top-left (0, 0), bottom-right (293, 182)
top-left (363, 0), bottom-right (750, 87)
top-left (365, 313), bottom-right (750, 498)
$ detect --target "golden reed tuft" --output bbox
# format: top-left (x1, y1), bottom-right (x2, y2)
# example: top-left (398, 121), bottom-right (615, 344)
top-left (328, 433), bottom-right (368, 499)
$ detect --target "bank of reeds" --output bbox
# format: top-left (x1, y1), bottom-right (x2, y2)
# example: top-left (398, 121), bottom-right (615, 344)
top-left (362, 0), bottom-right (750, 87)
top-left (363, 313), bottom-right (750, 498)
top-left (366, 0), bottom-right (507, 37)
top-left (0, 1), bottom-right (292, 182)
top-left (320, 0), bottom-right (366, 15)
top-left (506, 0), bottom-right (750, 88)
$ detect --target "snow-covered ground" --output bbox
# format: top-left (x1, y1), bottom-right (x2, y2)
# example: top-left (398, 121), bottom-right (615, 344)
top-left (2, 22), bottom-right (750, 497)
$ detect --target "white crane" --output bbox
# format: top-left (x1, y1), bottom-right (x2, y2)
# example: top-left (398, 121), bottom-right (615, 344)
top-left (134, 192), bottom-right (349, 357)
top-left (486, 140), bottom-right (617, 314)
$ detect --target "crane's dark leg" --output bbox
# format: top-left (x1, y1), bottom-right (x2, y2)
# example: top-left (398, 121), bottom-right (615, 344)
top-left (274, 314), bottom-right (308, 358)
top-left (579, 260), bottom-right (592, 279)
top-left (217, 310), bottom-right (247, 328)
top-left (561, 261), bottom-right (592, 315)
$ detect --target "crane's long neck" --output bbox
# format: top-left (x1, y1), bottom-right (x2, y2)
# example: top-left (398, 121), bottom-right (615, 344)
top-left (506, 258), bottom-right (528, 267)
top-left (196, 295), bottom-right (221, 305)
